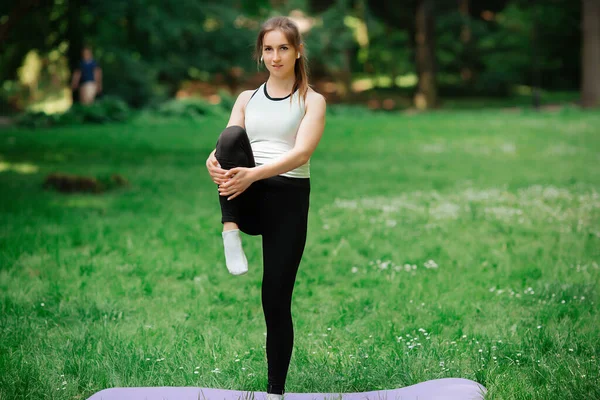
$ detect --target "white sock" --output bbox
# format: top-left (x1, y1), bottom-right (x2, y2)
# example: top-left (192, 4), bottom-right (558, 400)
top-left (266, 394), bottom-right (283, 400)
top-left (222, 229), bottom-right (248, 275)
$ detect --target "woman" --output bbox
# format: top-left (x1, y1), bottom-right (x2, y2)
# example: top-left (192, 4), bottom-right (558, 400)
top-left (205, 16), bottom-right (326, 400)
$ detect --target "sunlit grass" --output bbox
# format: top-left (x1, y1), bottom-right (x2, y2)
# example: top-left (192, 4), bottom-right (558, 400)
top-left (0, 108), bottom-right (599, 399)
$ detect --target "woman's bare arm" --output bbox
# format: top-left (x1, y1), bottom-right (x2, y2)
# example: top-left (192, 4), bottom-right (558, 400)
top-left (250, 91), bottom-right (326, 181)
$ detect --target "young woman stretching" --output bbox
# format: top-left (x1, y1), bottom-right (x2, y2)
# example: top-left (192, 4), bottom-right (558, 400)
top-left (205, 16), bottom-right (326, 400)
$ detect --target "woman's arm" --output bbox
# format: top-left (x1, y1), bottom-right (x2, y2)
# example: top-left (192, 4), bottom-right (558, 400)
top-left (250, 92), bottom-right (326, 181)
top-left (226, 90), bottom-right (253, 128)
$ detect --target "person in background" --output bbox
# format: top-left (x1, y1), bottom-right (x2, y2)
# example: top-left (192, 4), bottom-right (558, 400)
top-left (71, 46), bottom-right (102, 105)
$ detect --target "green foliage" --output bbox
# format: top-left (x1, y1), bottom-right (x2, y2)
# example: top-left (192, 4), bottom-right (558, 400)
top-left (434, 1), bottom-right (581, 97)
top-left (326, 103), bottom-right (378, 116)
top-left (362, 9), bottom-right (412, 82)
top-left (88, 0), bottom-right (258, 107)
top-left (154, 98), bottom-right (226, 119)
top-left (476, 4), bottom-right (534, 95)
top-left (15, 97), bottom-right (132, 128)
top-left (304, 0), bottom-right (356, 76)
top-left (0, 0), bottom-right (584, 109)
top-left (215, 89), bottom-right (239, 116)
top-left (100, 51), bottom-right (162, 109)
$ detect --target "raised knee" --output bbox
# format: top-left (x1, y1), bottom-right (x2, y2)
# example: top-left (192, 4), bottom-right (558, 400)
top-left (217, 125), bottom-right (247, 151)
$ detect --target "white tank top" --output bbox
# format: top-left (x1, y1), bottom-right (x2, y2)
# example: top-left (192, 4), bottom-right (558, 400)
top-left (244, 82), bottom-right (309, 178)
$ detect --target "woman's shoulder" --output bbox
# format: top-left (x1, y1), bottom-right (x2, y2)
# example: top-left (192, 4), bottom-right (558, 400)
top-left (307, 86), bottom-right (325, 100)
top-left (305, 87), bottom-right (326, 111)
top-left (237, 89), bottom-right (256, 103)
top-left (238, 86), bottom-right (262, 112)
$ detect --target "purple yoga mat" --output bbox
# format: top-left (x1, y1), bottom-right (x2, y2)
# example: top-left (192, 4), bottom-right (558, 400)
top-left (87, 378), bottom-right (486, 400)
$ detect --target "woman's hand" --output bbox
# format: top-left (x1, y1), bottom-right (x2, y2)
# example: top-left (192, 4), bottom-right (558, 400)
top-left (206, 150), bottom-right (227, 185)
top-left (218, 167), bottom-right (257, 200)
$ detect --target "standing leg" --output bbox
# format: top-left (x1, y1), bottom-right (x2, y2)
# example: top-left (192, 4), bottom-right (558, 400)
top-left (260, 178), bottom-right (310, 395)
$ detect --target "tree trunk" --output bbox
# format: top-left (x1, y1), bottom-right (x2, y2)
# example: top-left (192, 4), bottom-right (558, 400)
top-left (414, 0), bottom-right (437, 109)
top-left (459, 0), bottom-right (473, 86)
top-left (67, 0), bottom-right (83, 104)
top-left (582, 0), bottom-right (600, 108)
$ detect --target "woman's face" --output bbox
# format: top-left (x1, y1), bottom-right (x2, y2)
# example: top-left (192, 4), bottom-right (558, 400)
top-left (262, 29), bottom-right (301, 78)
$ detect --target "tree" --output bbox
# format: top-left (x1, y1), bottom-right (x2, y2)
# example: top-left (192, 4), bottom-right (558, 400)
top-left (458, 0), bottom-right (473, 87)
top-left (414, 0), bottom-right (437, 109)
top-left (581, 0), bottom-right (600, 108)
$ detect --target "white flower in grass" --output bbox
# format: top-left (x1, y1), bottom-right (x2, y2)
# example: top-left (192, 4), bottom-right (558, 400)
top-left (537, 325), bottom-right (542, 329)
top-left (351, 267), bottom-right (358, 273)
top-left (500, 143), bottom-right (516, 154)
top-left (211, 368), bottom-right (221, 374)
top-left (424, 260), bottom-right (438, 269)
top-left (194, 371), bottom-right (199, 374)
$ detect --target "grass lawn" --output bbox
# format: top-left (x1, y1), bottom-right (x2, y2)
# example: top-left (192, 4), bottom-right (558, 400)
top-left (0, 107), bottom-right (599, 399)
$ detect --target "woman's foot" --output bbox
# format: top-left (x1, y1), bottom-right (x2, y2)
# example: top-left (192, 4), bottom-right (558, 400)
top-left (222, 229), bottom-right (248, 275)
top-left (266, 394), bottom-right (283, 400)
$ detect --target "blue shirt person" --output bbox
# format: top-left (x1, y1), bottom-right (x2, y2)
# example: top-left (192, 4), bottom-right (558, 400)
top-left (71, 46), bottom-right (102, 104)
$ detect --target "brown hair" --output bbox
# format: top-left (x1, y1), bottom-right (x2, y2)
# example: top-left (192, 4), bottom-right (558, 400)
top-left (254, 16), bottom-right (309, 104)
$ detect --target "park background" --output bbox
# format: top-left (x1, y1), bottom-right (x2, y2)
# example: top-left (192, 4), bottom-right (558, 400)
top-left (0, 0), bottom-right (599, 399)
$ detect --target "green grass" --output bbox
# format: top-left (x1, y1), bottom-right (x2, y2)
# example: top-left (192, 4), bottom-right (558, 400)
top-left (0, 107), bottom-right (599, 399)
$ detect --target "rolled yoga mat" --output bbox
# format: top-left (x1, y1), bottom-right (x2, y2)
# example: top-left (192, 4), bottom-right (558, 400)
top-left (87, 378), bottom-right (486, 400)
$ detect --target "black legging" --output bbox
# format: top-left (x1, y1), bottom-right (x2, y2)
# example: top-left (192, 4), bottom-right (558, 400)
top-left (215, 125), bottom-right (310, 395)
